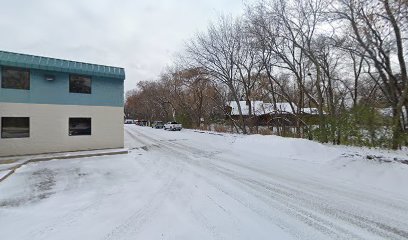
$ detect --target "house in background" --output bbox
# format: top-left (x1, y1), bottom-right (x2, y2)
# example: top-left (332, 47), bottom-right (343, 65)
top-left (0, 50), bottom-right (125, 157)
top-left (227, 101), bottom-right (321, 127)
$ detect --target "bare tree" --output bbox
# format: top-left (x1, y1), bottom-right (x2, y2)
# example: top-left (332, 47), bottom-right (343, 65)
top-left (333, 0), bottom-right (408, 148)
top-left (185, 16), bottom-right (250, 133)
top-left (126, 0), bottom-right (407, 149)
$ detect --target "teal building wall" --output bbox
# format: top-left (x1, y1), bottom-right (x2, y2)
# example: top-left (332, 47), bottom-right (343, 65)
top-left (0, 67), bottom-right (124, 107)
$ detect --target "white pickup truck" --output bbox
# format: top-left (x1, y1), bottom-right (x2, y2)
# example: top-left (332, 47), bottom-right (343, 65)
top-left (164, 121), bottom-right (182, 131)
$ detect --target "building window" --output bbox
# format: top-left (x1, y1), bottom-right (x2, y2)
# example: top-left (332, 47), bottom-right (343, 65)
top-left (1, 117), bottom-right (30, 138)
top-left (1, 67), bottom-right (30, 90)
top-left (69, 75), bottom-right (91, 94)
top-left (69, 118), bottom-right (91, 136)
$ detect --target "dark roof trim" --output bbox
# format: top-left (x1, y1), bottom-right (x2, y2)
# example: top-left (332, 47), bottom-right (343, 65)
top-left (0, 50), bottom-right (125, 80)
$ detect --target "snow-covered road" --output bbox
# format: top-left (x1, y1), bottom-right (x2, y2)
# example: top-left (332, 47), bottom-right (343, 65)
top-left (1, 125), bottom-right (407, 240)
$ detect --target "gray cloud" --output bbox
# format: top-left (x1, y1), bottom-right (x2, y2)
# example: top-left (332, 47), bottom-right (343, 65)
top-left (0, 0), bottom-right (253, 91)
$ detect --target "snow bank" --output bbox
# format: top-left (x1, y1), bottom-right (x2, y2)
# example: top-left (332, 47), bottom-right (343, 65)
top-left (231, 134), bottom-right (340, 163)
top-left (322, 145), bottom-right (408, 196)
top-left (188, 129), bottom-right (408, 197)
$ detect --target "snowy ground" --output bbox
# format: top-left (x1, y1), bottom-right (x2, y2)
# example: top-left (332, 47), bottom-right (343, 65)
top-left (0, 125), bottom-right (407, 240)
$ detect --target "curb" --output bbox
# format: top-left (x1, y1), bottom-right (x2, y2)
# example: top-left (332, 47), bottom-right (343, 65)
top-left (0, 169), bottom-right (16, 182)
top-left (0, 150), bottom-right (128, 183)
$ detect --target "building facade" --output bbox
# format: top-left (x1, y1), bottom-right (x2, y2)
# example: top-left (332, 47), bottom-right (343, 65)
top-left (0, 51), bottom-right (125, 157)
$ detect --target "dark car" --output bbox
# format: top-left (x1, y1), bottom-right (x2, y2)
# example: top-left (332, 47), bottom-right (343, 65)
top-left (151, 121), bottom-right (164, 129)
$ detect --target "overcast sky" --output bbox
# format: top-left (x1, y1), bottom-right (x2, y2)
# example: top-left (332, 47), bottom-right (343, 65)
top-left (0, 0), bottom-right (255, 92)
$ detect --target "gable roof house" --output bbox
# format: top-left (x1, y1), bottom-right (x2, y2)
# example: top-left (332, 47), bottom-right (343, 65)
top-left (0, 50), bottom-right (125, 157)
top-left (226, 101), bottom-right (321, 127)
top-left (228, 101), bottom-right (297, 116)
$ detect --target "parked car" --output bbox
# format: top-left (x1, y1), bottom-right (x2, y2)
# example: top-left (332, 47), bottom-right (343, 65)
top-left (134, 120), bottom-right (148, 126)
top-left (124, 119), bottom-right (134, 124)
top-left (151, 121), bottom-right (164, 129)
top-left (164, 122), bottom-right (182, 131)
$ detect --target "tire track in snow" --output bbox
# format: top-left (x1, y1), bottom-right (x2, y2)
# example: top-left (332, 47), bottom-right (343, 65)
top-left (102, 175), bottom-right (178, 240)
top-left (125, 127), bottom-right (232, 239)
top-left (102, 128), bottom-right (186, 240)
top-left (146, 130), bottom-right (408, 229)
top-left (191, 148), bottom-right (408, 239)
top-left (127, 126), bottom-right (408, 240)
top-left (206, 163), bottom-right (407, 240)
top-left (153, 131), bottom-right (408, 213)
top-left (26, 152), bottom-right (147, 239)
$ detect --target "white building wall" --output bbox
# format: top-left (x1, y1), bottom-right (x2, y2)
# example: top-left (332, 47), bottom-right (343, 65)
top-left (0, 103), bottom-right (124, 157)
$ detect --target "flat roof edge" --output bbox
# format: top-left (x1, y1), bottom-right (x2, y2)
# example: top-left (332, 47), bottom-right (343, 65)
top-left (0, 50), bottom-right (125, 80)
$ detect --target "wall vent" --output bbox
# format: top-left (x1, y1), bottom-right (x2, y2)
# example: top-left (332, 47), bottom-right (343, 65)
top-left (45, 75), bottom-right (55, 81)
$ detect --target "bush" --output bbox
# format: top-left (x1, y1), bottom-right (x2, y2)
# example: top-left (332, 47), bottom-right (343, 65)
top-left (214, 124), bottom-right (229, 133)
top-left (258, 127), bottom-right (273, 135)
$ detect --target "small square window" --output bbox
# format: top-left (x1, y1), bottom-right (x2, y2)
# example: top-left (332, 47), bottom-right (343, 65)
top-left (69, 118), bottom-right (91, 136)
top-left (69, 75), bottom-right (91, 94)
top-left (1, 67), bottom-right (30, 90)
top-left (1, 117), bottom-right (30, 138)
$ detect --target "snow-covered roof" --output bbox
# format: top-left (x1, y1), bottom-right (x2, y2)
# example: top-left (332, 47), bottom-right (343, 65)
top-left (300, 107), bottom-right (320, 115)
top-left (378, 108), bottom-right (392, 117)
top-left (378, 107), bottom-right (407, 118)
top-left (263, 102), bottom-right (297, 114)
top-left (228, 101), bottom-right (297, 116)
top-left (228, 101), bottom-right (262, 116)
